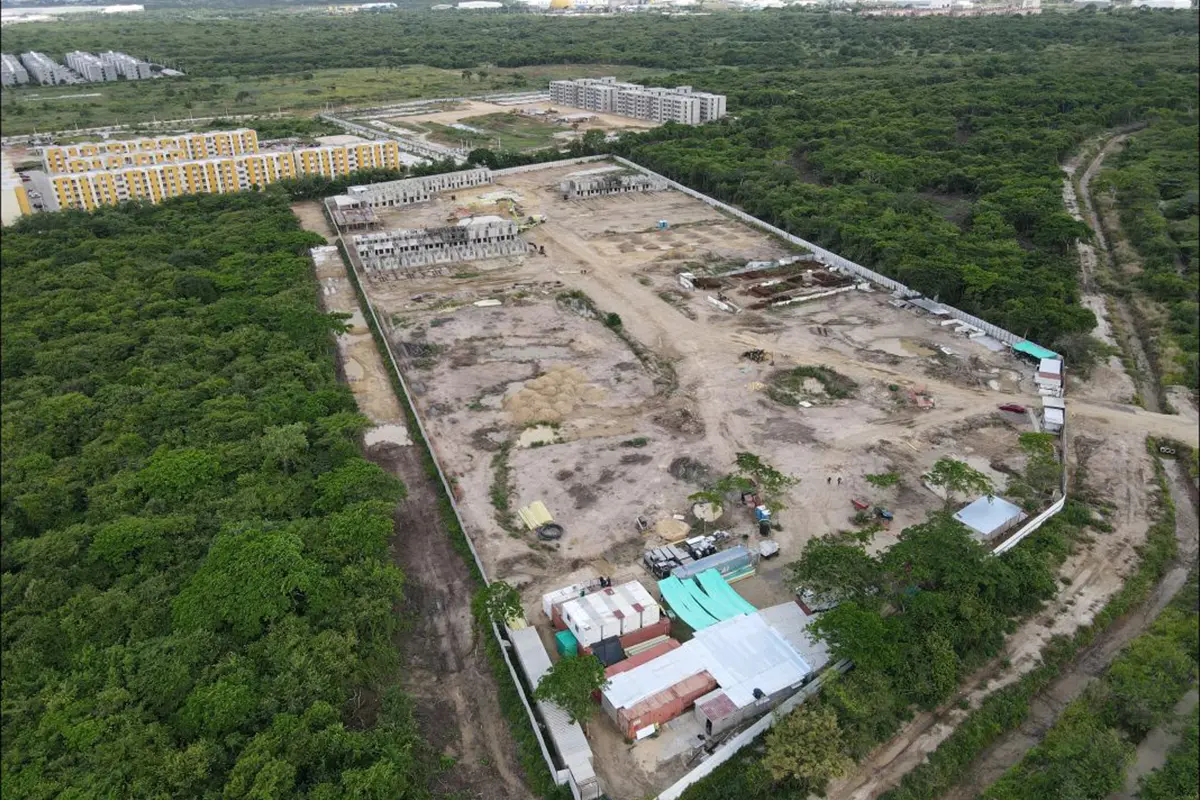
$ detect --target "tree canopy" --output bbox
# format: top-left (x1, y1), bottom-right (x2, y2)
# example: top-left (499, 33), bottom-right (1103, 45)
top-left (0, 192), bottom-right (432, 797)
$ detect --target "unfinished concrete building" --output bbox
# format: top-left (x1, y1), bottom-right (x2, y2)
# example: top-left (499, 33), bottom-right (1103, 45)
top-left (560, 170), bottom-right (667, 200)
top-left (353, 215), bottom-right (528, 275)
top-left (340, 168), bottom-right (493, 209)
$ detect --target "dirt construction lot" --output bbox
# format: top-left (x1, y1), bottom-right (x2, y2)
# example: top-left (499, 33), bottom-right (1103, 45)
top-left (359, 163), bottom-right (1052, 594)
top-left (325, 161), bottom-right (1194, 799)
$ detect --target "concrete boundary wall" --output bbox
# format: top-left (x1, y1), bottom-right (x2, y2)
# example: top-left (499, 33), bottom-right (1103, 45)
top-left (657, 661), bottom-right (852, 800)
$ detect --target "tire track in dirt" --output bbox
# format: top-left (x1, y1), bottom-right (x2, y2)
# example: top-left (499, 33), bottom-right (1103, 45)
top-left (1073, 129), bottom-right (1165, 413)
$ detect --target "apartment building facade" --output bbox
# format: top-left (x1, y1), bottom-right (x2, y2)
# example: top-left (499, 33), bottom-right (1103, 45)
top-left (352, 215), bottom-right (528, 273)
top-left (43, 129), bottom-right (262, 173)
top-left (342, 168), bottom-right (494, 208)
top-left (1, 54), bottom-right (30, 86)
top-left (549, 77), bottom-right (727, 125)
top-left (66, 52), bottom-right (119, 83)
top-left (19, 52), bottom-right (71, 86)
top-left (45, 130), bottom-right (403, 210)
top-left (100, 51), bottom-right (153, 80)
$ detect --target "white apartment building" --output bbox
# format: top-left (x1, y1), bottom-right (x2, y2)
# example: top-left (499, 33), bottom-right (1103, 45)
top-left (549, 77), bottom-right (727, 125)
top-left (66, 51), bottom-right (119, 82)
top-left (1, 54), bottom-right (30, 86)
top-left (20, 52), bottom-right (71, 86)
top-left (100, 51), bottom-right (153, 80)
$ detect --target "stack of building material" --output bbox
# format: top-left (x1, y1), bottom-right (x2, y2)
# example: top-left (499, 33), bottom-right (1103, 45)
top-left (671, 545), bottom-right (753, 580)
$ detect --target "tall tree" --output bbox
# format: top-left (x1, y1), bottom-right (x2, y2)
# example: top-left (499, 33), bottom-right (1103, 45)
top-left (925, 457), bottom-right (994, 510)
top-left (534, 654), bottom-right (608, 730)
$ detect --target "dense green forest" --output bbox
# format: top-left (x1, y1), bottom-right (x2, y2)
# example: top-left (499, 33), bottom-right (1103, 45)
top-left (1, 10), bottom-right (1194, 79)
top-left (0, 193), bottom-right (435, 797)
top-left (7, 12), bottom-right (1196, 344)
top-left (1095, 113), bottom-right (1199, 393)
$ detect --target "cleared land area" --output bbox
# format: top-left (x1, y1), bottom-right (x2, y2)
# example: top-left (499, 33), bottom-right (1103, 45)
top-left (371, 99), bottom-right (659, 153)
top-left (0, 64), bottom-right (665, 137)
top-left (324, 161), bottom-right (1191, 798)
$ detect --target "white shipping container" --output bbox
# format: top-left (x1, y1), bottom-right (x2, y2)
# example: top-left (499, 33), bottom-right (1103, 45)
top-left (562, 581), bottom-right (662, 645)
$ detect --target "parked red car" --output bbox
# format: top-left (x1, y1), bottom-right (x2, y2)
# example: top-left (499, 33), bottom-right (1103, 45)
top-left (998, 403), bottom-right (1027, 413)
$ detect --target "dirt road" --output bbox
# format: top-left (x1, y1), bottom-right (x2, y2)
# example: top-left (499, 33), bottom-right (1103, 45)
top-left (1062, 135), bottom-right (1137, 405)
top-left (938, 457), bottom-right (1199, 800)
top-left (294, 202), bottom-right (533, 800)
top-left (1071, 130), bottom-right (1165, 413)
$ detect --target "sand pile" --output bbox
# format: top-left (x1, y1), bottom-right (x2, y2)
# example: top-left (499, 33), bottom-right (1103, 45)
top-left (504, 366), bottom-right (605, 424)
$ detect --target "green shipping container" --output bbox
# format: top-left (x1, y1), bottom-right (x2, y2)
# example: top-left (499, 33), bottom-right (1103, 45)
top-left (555, 629), bottom-right (578, 658)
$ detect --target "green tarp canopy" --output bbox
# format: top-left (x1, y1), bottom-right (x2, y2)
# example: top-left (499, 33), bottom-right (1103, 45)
top-left (1012, 341), bottom-right (1059, 360)
top-left (658, 570), bottom-right (756, 631)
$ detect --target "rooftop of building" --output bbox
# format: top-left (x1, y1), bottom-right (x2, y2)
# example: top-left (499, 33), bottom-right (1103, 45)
top-left (953, 495), bottom-right (1026, 540)
top-left (602, 605), bottom-right (814, 713)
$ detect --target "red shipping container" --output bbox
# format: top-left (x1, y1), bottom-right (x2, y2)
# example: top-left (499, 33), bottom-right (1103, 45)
top-left (605, 639), bottom-right (681, 678)
top-left (617, 671), bottom-right (717, 739)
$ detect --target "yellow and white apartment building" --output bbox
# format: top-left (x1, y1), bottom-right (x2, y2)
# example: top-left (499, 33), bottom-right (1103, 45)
top-left (44, 129), bottom-right (403, 211)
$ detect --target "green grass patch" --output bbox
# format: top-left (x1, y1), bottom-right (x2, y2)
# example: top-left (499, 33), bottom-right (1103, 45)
top-left (767, 365), bottom-right (858, 405)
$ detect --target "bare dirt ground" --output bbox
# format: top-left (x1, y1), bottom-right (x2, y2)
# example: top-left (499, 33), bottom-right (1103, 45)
top-left (294, 202), bottom-right (532, 800)
top-left (360, 166), bottom-right (1054, 597)
top-left (383, 99), bottom-right (660, 135)
top-left (939, 457), bottom-right (1199, 800)
top-left (330, 163), bottom-right (1198, 799)
top-left (1061, 138), bottom-right (1138, 405)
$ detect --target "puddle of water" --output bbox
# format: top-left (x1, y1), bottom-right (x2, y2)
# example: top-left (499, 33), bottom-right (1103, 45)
top-left (364, 423), bottom-right (412, 448)
top-left (517, 424), bottom-right (559, 448)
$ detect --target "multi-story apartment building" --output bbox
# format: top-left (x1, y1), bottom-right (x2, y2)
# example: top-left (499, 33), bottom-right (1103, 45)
top-left (342, 168), bottom-right (493, 208)
top-left (65, 51), bottom-right (119, 83)
top-left (19, 52), bottom-right (72, 86)
top-left (45, 132), bottom-right (402, 211)
top-left (2, 152), bottom-right (32, 226)
top-left (1, 54), bottom-right (30, 86)
top-left (100, 51), bottom-right (153, 80)
top-left (549, 77), bottom-right (728, 125)
top-left (63, 51), bottom-right (118, 82)
top-left (43, 129), bottom-right (262, 173)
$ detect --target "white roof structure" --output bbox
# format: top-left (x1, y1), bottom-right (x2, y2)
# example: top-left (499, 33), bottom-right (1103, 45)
top-left (603, 612), bottom-right (811, 713)
top-left (954, 495), bottom-right (1026, 540)
top-left (560, 581), bottom-right (659, 646)
top-left (1045, 407), bottom-right (1065, 427)
top-left (508, 627), bottom-right (596, 784)
top-left (755, 602), bottom-right (830, 674)
top-left (1042, 396), bottom-right (1066, 410)
top-left (1038, 358), bottom-right (1063, 377)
